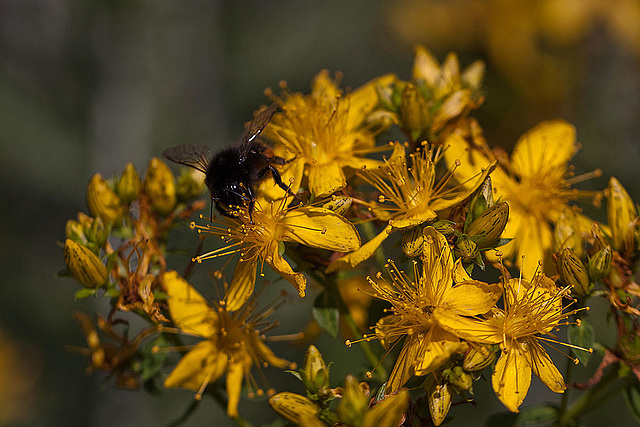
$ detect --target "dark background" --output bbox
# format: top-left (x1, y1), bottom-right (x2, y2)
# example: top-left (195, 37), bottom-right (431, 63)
top-left (1, 0), bottom-right (639, 425)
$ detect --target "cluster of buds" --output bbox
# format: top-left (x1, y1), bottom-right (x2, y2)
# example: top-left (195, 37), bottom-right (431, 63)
top-left (269, 346), bottom-right (409, 427)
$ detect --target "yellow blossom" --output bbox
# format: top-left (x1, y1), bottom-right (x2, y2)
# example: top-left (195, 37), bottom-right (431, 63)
top-left (192, 178), bottom-right (361, 310)
top-left (354, 227), bottom-right (500, 393)
top-left (264, 70), bottom-right (396, 197)
top-left (445, 120), bottom-right (600, 277)
top-left (162, 271), bottom-right (295, 418)
top-left (434, 269), bottom-right (589, 412)
top-left (327, 143), bottom-right (495, 272)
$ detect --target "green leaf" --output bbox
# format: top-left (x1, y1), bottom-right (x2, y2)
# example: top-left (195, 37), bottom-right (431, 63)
top-left (74, 288), bottom-right (97, 300)
top-left (103, 287), bottom-right (121, 298)
top-left (141, 334), bottom-right (170, 381)
top-left (569, 319), bottom-right (595, 366)
top-left (623, 380), bottom-right (640, 423)
top-left (286, 370), bottom-right (302, 381)
top-left (312, 292), bottom-right (339, 338)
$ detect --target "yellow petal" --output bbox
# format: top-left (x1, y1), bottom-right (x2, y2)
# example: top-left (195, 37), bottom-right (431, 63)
top-left (432, 306), bottom-right (502, 344)
top-left (515, 214), bottom-right (553, 278)
top-left (225, 256), bottom-right (258, 312)
top-left (280, 207), bottom-right (361, 252)
top-left (527, 338), bottom-right (565, 393)
top-left (453, 258), bottom-right (472, 282)
top-left (428, 160), bottom-right (497, 212)
top-left (164, 340), bottom-right (226, 390)
top-left (268, 245), bottom-right (306, 298)
top-left (249, 333), bottom-right (291, 369)
top-left (412, 45), bottom-right (441, 87)
top-left (225, 356), bottom-right (246, 418)
top-left (492, 344), bottom-right (532, 413)
top-left (432, 89), bottom-right (471, 133)
top-left (162, 271), bottom-right (218, 337)
top-left (421, 227), bottom-right (454, 291)
top-left (386, 334), bottom-right (420, 394)
top-left (390, 207), bottom-right (437, 229)
top-left (437, 52), bottom-right (461, 96)
top-left (326, 225), bottom-right (392, 273)
top-left (257, 154), bottom-right (304, 205)
top-left (308, 162), bottom-right (347, 197)
top-left (442, 281), bottom-right (501, 315)
top-left (311, 69), bottom-right (340, 99)
top-left (414, 328), bottom-right (466, 375)
top-left (510, 120), bottom-right (576, 180)
top-left (345, 73), bottom-right (396, 131)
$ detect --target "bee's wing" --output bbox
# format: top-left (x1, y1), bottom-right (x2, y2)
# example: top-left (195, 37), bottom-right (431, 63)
top-left (163, 144), bottom-right (212, 174)
top-left (236, 103), bottom-right (278, 161)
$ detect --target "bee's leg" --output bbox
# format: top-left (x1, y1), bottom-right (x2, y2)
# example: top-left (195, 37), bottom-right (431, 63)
top-left (264, 165), bottom-right (299, 201)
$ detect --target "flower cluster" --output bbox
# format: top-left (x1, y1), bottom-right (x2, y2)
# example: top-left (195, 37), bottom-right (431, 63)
top-left (61, 47), bottom-right (640, 425)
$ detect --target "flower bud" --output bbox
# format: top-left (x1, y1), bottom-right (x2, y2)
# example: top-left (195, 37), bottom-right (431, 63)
top-left (143, 158), bottom-right (177, 215)
top-left (66, 219), bottom-right (87, 244)
top-left (301, 345), bottom-right (330, 394)
top-left (454, 236), bottom-right (479, 261)
top-left (608, 177), bottom-right (638, 254)
top-left (337, 375), bottom-right (369, 426)
top-left (86, 173), bottom-right (123, 224)
top-left (467, 177), bottom-right (494, 225)
top-left (553, 208), bottom-right (584, 256)
top-left (463, 345), bottom-right (496, 372)
top-left (431, 219), bottom-right (456, 236)
top-left (269, 392), bottom-right (320, 424)
top-left (445, 366), bottom-right (473, 392)
top-left (402, 227), bottom-right (424, 257)
top-left (362, 389), bottom-right (409, 427)
top-left (176, 169), bottom-right (205, 202)
top-left (558, 248), bottom-right (591, 296)
top-left (117, 162), bottom-right (142, 204)
top-left (588, 245), bottom-right (612, 282)
top-left (322, 196), bottom-right (352, 216)
top-left (466, 202), bottom-right (509, 249)
top-left (400, 83), bottom-right (430, 139)
top-left (64, 239), bottom-right (108, 288)
top-left (427, 382), bottom-right (453, 426)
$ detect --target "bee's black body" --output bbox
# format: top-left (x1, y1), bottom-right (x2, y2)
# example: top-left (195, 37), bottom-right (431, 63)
top-left (163, 103), bottom-right (291, 220)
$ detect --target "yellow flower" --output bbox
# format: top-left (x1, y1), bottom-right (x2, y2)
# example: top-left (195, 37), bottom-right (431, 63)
top-left (434, 270), bottom-right (588, 412)
top-left (162, 271), bottom-right (295, 418)
top-left (264, 70), bottom-right (396, 198)
top-left (354, 227), bottom-right (500, 393)
top-left (192, 184), bottom-right (361, 310)
top-left (327, 143), bottom-right (495, 272)
top-left (445, 120), bottom-right (600, 277)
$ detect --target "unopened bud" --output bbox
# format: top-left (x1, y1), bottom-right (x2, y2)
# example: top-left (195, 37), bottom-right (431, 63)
top-left (322, 196), bottom-right (353, 216)
top-left (144, 158), bottom-right (177, 215)
top-left (445, 366), bottom-right (473, 392)
top-left (400, 83), bottom-right (429, 139)
top-left (454, 236), bottom-right (479, 261)
top-left (553, 208), bottom-right (584, 256)
top-left (117, 163), bottom-right (142, 204)
top-left (607, 177), bottom-right (638, 254)
top-left (86, 173), bottom-right (123, 224)
top-left (463, 345), bottom-right (496, 372)
top-left (337, 375), bottom-right (369, 426)
top-left (558, 248), bottom-right (591, 296)
top-left (466, 202), bottom-right (509, 249)
top-left (431, 219), bottom-right (456, 236)
top-left (269, 392), bottom-right (320, 424)
top-left (85, 216), bottom-right (109, 248)
top-left (301, 345), bottom-right (330, 393)
top-left (402, 227), bottom-right (424, 257)
top-left (64, 239), bottom-right (108, 288)
top-left (588, 245), bottom-right (612, 282)
top-left (427, 382), bottom-right (453, 426)
top-left (362, 389), bottom-right (409, 427)
top-left (176, 168), bottom-right (205, 202)
top-left (66, 219), bottom-right (87, 244)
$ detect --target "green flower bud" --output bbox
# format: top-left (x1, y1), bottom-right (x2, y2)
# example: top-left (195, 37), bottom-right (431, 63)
top-left (66, 219), bottom-right (87, 244)
top-left (322, 196), bottom-right (352, 217)
top-left (468, 176), bottom-right (494, 225)
top-left (454, 236), bottom-right (479, 261)
top-left (427, 382), bottom-right (453, 426)
top-left (301, 345), bottom-right (330, 394)
top-left (86, 173), bottom-right (123, 224)
top-left (431, 219), bottom-right (456, 236)
top-left (402, 227), bottom-right (424, 257)
top-left (588, 245), bottom-right (612, 282)
top-left (400, 83), bottom-right (430, 139)
top-left (558, 248), bottom-right (591, 296)
top-left (337, 375), bottom-right (369, 426)
top-left (117, 162), bottom-right (142, 204)
top-left (463, 345), bottom-right (496, 372)
top-left (176, 168), bottom-right (205, 202)
top-left (269, 392), bottom-right (320, 424)
top-left (63, 239), bottom-right (108, 288)
top-left (143, 158), bottom-right (177, 215)
top-left (84, 215), bottom-right (109, 248)
top-left (445, 366), bottom-right (473, 392)
top-left (362, 389), bottom-right (409, 427)
top-left (466, 202), bottom-right (509, 249)
top-left (607, 177), bottom-right (639, 254)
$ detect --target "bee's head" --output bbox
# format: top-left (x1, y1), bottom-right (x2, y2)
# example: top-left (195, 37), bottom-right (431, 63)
top-left (214, 182), bottom-right (252, 217)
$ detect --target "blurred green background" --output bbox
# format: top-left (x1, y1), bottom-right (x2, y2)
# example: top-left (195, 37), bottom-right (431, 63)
top-left (1, 0), bottom-right (639, 425)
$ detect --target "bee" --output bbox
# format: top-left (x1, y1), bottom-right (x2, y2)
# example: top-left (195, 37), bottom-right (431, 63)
top-left (163, 103), bottom-right (293, 221)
